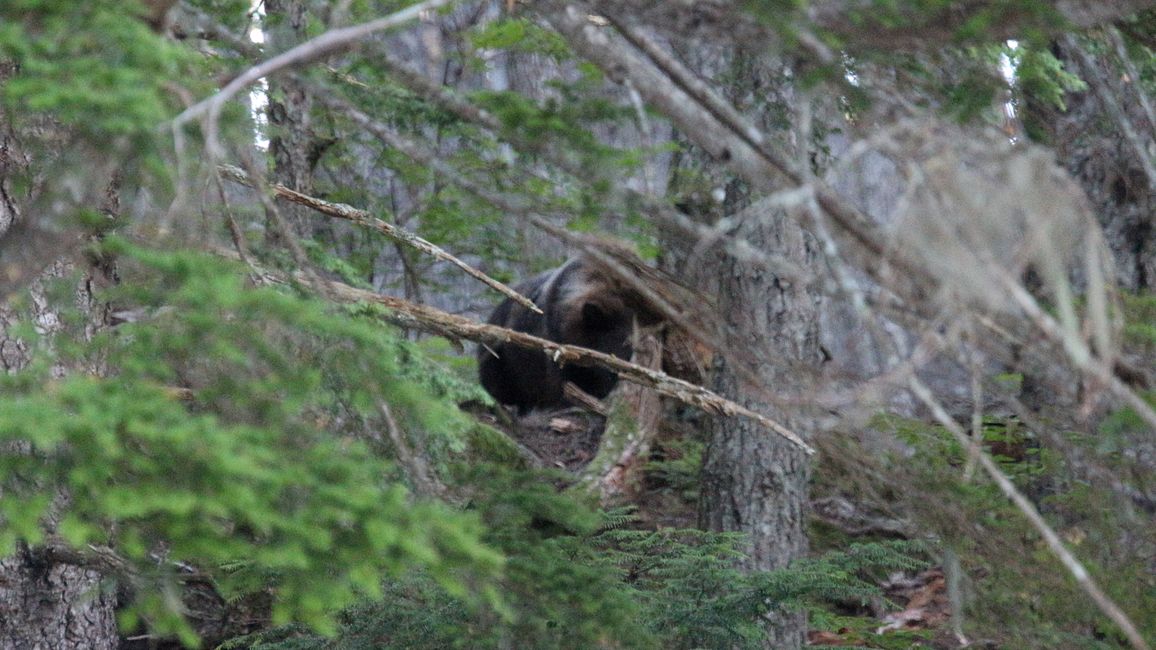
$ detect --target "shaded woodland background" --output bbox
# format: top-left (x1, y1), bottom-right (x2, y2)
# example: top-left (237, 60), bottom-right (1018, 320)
top-left (1, 1), bottom-right (1155, 648)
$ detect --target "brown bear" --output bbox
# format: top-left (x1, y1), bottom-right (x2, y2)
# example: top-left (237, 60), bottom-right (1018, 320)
top-left (478, 257), bottom-right (634, 412)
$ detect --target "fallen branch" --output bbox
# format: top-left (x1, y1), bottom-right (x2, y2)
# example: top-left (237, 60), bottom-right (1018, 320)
top-left (217, 163), bottom-right (540, 314)
top-left (340, 280), bottom-right (812, 454)
top-left (315, 90), bottom-right (819, 416)
top-left (231, 250), bottom-right (815, 455)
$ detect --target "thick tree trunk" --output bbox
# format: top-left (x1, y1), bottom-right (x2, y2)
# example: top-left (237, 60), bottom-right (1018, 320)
top-left (697, 202), bottom-right (821, 649)
top-left (0, 553), bottom-right (117, 650)
top-left (0, 80), bottom-right (119, 650)
top-left (662, 47), bottom-right (823, 648)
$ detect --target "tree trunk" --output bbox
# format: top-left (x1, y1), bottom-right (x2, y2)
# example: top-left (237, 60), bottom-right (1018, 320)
top-left (264, 0), bottom-right (328, 243)
top-left (0, 553), bottom-right (117, 650)
top-left (0, 75), bottom-right (119, 650)
top-left (664, 50), bottom-right (823, 648)
top-left (697, 201), bottom-right (821, 649)
top-left (1025, 37), bottom-right (1156, 292)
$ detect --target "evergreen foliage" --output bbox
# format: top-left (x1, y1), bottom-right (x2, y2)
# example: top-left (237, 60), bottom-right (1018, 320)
top-left (0, 242), bottom-right (503, 644)
top-left (0, 0), bottom-right (198, 144)
top-left (858, 403), bottom-right (1156, 647)
top-left (1, 1), bottom-right (1154, 648)
top-left (221, 476), bottom-right (932, 650)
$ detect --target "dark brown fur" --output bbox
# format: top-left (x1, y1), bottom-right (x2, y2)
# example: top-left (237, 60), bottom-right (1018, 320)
top-left (478, 258), bottom-right (634, 412)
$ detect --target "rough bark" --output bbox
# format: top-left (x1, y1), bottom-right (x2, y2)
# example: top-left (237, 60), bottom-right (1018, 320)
top-left (264, 0), bottom-right (327, 242)
top-left (647, 36), bottom-right (823, 647)
top-left (698, 204), bottom-right (822, 649)
top-left (0, 553), bottom-right (117, 650)
top-left (0, 103), bottom-right (119, 650)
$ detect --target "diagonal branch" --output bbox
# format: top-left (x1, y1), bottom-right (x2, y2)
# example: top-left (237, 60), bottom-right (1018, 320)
top-left (217, 163), bottom-right (541, 314)
top-left (171, 0), bottom-right (459, 154)
top-left (228, 249), bottom-right (816, 455)
top-left (908, 377), bottom-right (1152, 650)
top-left (543, 3), bottom-right (925, 295)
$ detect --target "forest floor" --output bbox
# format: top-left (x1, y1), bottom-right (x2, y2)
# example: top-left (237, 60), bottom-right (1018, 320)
top-left (488, 404), bottom-right (968, 650)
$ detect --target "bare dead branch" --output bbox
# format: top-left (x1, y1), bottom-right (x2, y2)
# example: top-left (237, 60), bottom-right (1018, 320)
top-left (562, 382), bottom-right (610, 416)
top-left (550, 16), bottom-right (1147, 428)
top-left (217, 163), bottom-right (541, 314)
top-left (321, 54), bottom-right (834, 420)
top-left (227, 249), bottom-right (816, 455)
top-left (339, 282), bottom-right (813, 455)
top-left (544, 3), bottom-right (923, 293)
top-left (171, 0), bottom-right (459, 154)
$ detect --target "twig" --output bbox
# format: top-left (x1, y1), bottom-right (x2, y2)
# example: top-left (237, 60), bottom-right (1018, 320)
top-left (908, 377), bottom-right (1151, 650)
top-left (171, 0), bottom-right (459, 155)
top-left (320, 91), bottom-right (823, 417)
top-left (217, 163), bottom-right (540, 314)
